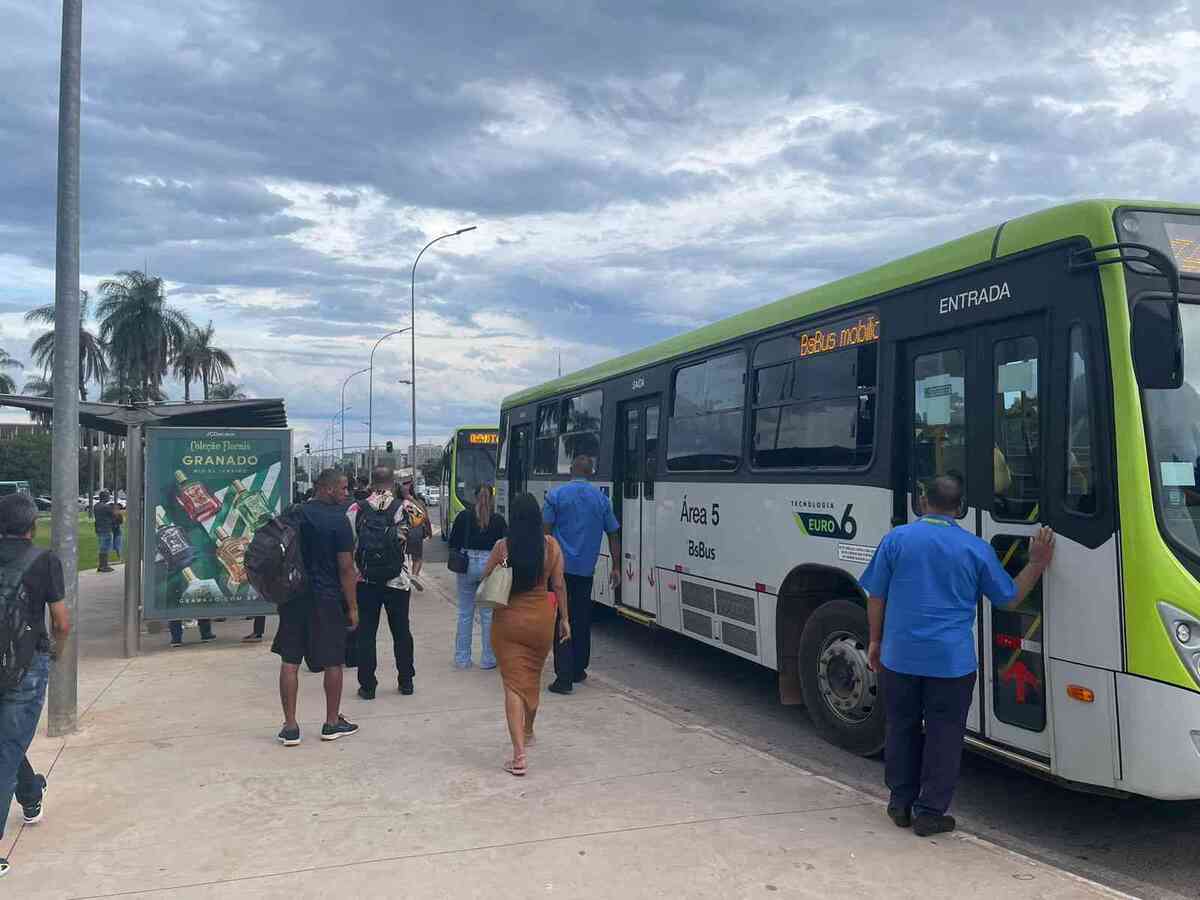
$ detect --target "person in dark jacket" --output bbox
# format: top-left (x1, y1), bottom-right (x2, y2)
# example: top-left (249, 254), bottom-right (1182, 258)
top-left (448, 483), bottom-right (507, 669)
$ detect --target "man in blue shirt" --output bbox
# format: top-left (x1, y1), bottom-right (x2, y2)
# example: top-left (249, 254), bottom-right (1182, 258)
top-left (543, 454), bottom-right (620, 695)
top-left (859, 475), bottom-right (1054, 837)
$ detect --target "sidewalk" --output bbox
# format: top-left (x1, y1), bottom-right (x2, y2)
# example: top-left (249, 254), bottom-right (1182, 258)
top-left (4, 564), bottom-right (1130, 898)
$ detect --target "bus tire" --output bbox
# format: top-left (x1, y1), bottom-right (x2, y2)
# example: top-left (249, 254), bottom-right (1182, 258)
top-left (798, 598), bottom-right (884, 756)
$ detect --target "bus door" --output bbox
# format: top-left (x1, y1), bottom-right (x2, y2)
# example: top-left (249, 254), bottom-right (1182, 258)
top-left (901, 316), bottom-right (1050, 759)
top-left (617, 396), bottom-right (661, 614)
top-left (508, 423), bottom-right (532, 498)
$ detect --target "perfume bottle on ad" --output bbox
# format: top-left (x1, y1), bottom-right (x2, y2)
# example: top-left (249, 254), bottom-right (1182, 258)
top-left (155, 505), bottom-right (195, 572)
top-left (175, 470), bottom-right (220, 524)
top-left (213, 524), bottom-right (251, 589)
top-left (230, 478), bottom-right (272, 532)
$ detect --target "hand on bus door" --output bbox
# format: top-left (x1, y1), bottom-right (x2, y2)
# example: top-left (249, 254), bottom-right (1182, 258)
top-left (1030, 526), bottom-right (1056, 570)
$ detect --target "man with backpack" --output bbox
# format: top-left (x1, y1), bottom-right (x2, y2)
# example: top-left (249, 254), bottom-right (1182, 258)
top-left (0, 493), bottom-right (69, 878)
top-left (347, 465), bottom-right (420, 699)
top-left (268, 468), bottom-right (359, 746)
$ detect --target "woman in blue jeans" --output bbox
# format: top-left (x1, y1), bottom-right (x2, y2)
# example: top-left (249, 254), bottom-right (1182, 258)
top-left (448, 484), bottom-right (507, 669)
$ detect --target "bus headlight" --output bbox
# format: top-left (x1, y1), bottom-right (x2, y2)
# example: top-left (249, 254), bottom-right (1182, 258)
top-left (1159, 602), bottom-right (1200, 686)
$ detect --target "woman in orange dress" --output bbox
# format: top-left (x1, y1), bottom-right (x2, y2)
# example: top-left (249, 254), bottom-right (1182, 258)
top-left (485, 492), bottom-right (569, 776)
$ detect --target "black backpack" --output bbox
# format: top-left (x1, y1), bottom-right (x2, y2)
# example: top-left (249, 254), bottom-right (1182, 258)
top-left (355, 499), bottom-right (406, 583)
top-left (245, 505), bottom-right (308, 606)
top-left (0, 546), bottom-right (45, 690)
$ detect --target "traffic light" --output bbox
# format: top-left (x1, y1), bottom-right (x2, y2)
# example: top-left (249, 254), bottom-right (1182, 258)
top-left (304, 443), bottom-right (310, 454)
top-left (385, 440), bottom-right (394, 453)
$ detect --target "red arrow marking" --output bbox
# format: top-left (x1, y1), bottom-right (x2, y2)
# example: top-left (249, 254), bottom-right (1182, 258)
top-left (1001, 660), bottom-right (1040, 704)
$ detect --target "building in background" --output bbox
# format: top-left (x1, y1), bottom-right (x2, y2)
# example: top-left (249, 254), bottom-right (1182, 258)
top-left (408, 443), bottom-right (441, 468)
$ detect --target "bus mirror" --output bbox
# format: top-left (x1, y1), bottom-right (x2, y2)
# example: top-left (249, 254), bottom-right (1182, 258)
top-left (1132, 299), bottom-right (1184, 390)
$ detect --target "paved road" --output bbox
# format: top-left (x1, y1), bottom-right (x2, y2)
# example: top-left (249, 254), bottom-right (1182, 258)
top-left (424, 522), bottom-right (1198, 900)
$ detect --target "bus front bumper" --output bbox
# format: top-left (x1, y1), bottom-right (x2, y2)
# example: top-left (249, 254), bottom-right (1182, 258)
top-left (1117, 672), bottom-right (1200, 800)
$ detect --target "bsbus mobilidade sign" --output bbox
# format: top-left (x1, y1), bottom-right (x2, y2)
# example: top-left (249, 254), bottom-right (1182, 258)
top-left (141, 427), bottom-right (292, 620)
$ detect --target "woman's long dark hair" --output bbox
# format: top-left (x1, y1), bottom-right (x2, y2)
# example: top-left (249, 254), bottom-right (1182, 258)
top-left (507, 492), bottom-right (545, 593)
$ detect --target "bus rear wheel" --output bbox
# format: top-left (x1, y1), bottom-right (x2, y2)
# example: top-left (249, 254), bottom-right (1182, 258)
top-left (798, 599), bottom-right (884, 756)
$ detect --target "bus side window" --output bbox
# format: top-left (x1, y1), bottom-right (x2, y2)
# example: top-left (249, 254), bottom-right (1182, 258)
top-left (992, 336), bottom-right (1040, 521)
top-left (1065, 325), bottom-right (1097, 515)
top-left (912, 349), bottom-right (967, 516)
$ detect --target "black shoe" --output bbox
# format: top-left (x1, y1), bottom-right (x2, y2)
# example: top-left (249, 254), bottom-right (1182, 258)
top-left (912, 813), bottom-right (956, 837)
top-left (170, 639), bottom-right (183, 648)
top-left (887, 803), bottom-right (911, 828)
top-left (21, 776), bottom-right (46, 824)
top-left (321, 715), bottom-right (360, 741)
top-left (200, 634), bottom-right (216, 642)
top-left (357, 686), bottom-right (376, 700)
top-left (97, 566), bottom-right (114, 573)
top-left (399, 677), bottom-right (414, 695)
top-left (242, 633), bottom-right (264, 643)
top-left (277, 724), bottom-right (301, 746)
top-left (548, 679), bottom-right (573, 695)
top-left (573, 671), bottom-right (588, 684)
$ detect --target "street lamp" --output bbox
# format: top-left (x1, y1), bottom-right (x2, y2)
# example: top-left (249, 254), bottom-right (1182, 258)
top-left (341, 367), bottom-right (370, 463)
top-left (367, 326), bottom-right (412, 468)
top-left (410, 225), bottom-right (476, 489)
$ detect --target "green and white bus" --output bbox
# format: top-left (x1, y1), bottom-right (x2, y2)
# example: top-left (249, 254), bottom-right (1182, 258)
top-left (439, 426), bottom-right (500, 538)
top-left (497, 200), bottom-right (1200, 799)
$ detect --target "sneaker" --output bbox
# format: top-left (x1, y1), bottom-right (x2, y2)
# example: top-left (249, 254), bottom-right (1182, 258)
top-left (409, 576), bottom-right (424, 592)
top-left (242, 633), bottom-right (264, 643)
top-left (399, 677), bottom-right (414, 695)
top-left (573, 671), bottom-right (588, 684)
top-left (200, 633), bottom-right (217, 642)
top-left (21, 776), bottom-right (46, 824)
top-left (454, 660), bottom-right (474, 670)
top-left (0, 858), bottom-right (8, 878)
top-left (480, 661), bottom-right (497, 671)
top-left (912, 813), bottom-right (956, 837)
top-left (887, 803), bottom-right (912, 828)
top-left (170, 639), bottom-right (183, 648)
top-left (321, 715), bottom-right (359, 741)
top-left (548, 679), bottom-right (573, 695)
top-left (357, 686), bottom-right (376, 700)
top-left (277, 724), bottom-right (301, 746)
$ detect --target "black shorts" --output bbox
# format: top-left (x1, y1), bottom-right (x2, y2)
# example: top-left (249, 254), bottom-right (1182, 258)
top-left (271, 589), bottom-right (348, 670)
top-left (406, 535), bottom-right (424, 559)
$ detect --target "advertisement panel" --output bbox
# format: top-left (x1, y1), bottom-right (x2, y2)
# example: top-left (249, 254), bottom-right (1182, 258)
top-left (142, 427), bottom-right (291, 620)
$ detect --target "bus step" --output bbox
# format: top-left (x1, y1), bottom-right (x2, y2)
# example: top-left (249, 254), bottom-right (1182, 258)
top-left (615, 605), bottom-right (656, 627)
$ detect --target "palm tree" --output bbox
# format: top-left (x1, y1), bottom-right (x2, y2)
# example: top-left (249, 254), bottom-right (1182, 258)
top-left (208, 382), bottom-right (247, 400)
top-left (0, 348), bottom-right (22, 394)
top-left (25, 290), bottom-right (109, 400)
top-left (22, 375), bottom-right (52, 425)
top-left (96, 271), bottom-right (192, 402)
top-left (174, 321), bottom-right (235, 402)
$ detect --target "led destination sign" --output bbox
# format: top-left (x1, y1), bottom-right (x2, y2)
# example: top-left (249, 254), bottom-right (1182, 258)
top-left (798, 314), bottom-right (880, 358)
top-left (466, 432), bottom-right (498, 445)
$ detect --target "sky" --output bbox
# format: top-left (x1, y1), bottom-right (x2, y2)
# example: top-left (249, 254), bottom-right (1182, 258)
top-left (1, 0), bottom-right (1198, 455)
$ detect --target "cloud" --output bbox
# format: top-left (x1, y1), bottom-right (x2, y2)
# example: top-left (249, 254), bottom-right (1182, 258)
top-left (0, 0), bottom-right (1196, 452)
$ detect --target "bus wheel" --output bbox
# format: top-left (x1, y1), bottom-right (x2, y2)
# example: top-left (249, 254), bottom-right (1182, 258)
top-left (798, 599), bottom-right (884, 756)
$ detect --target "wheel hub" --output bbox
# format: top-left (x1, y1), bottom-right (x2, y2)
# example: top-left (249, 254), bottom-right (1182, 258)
top-left (816, 631), bottom-right (877, 724)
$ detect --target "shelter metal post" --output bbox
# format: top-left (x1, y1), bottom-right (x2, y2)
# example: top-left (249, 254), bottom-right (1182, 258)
top-left (123, 424), bottom-right (143, 658)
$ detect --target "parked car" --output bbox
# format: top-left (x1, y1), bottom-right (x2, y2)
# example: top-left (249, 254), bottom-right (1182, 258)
top-left (35, 496), bottom-right (52, 511)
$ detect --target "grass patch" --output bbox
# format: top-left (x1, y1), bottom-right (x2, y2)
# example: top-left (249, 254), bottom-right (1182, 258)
top-left (34, 513), bottom-right (114, 572)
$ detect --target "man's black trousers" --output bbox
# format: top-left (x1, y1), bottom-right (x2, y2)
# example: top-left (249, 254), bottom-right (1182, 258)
top-left (356, 582), bottom-right (414, 691)
top-left (553, 574), bottom-right (594, 684)
top-left (880, 666), bottom-right (976, 817)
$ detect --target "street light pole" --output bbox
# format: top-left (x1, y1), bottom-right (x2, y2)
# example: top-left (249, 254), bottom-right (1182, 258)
top-left (367, 326), bottom-right (411, 469)
top-left (410, 226), bottom-right (475, 489)
top-left (342, 367), bottom-right (369, 464)
top-left (48, 0), bottom-right (82, 738)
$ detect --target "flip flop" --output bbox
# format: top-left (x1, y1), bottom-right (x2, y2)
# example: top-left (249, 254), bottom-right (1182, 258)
top-left (504, 756), bottom-right (527, 777)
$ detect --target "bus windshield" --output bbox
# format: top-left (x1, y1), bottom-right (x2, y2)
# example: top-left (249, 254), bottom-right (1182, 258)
top-left (455, 431), bottom-right (498, 507)
top-left (1146, 303), bottom-right (1200, 558)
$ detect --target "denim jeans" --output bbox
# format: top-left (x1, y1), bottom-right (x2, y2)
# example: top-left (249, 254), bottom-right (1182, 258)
top-left (169, 619), bottom-right (214, 642)
top-left (0, 652), bottom-right (50, 841)
top-left (454, 550), bottom-right (495, 668)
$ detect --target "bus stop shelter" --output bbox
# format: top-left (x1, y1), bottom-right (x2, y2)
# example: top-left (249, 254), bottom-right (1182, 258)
top-left (0, 395), bottom-right (288, 658)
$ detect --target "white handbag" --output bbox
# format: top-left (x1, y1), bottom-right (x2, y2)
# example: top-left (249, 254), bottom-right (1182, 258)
top-left (475, 546), bottom-right (513, 609)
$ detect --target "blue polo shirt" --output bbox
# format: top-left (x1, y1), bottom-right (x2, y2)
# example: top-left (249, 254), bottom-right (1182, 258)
top-left (859, 515), bottom-right (1018, 678)
top-left (543, 478), bottom-right (620, 577)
